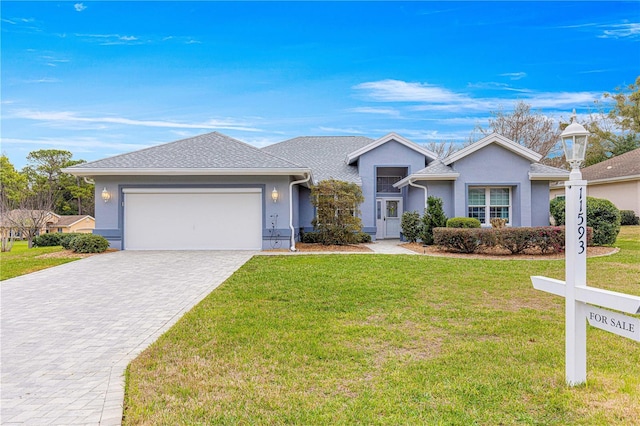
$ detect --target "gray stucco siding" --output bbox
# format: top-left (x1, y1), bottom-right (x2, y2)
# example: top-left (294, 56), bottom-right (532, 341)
top-left (356, 140), bottom-right (429, 231)
top-left (409, 181), bottom-right (455, 218)
top-left (531, 181), bottom-right (552, 226)
top-left (94, 175), bottom-right (293, 250)
top-left (451, 144), bottom-right (534, 226)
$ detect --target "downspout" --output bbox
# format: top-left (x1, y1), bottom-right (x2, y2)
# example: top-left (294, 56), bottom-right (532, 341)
top-left (83, 177), bottom-right (95, 185)
top-left (408, 179), bottom-right (428, 209)
top-left (289, 173), bottom-right (311, 251)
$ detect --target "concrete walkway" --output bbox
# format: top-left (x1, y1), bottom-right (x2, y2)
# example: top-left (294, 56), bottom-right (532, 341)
top-left (1, 250), bottom-right (255, 425)
top-left (364, 239), bottom-right (418, 254)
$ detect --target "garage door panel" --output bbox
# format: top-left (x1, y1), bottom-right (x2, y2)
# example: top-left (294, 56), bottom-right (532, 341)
top-left (124, 189), bottom-right (262, 250)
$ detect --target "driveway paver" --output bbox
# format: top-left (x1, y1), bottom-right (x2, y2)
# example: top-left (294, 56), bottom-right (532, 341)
top-left (1, 250), bottom-right (254, 425)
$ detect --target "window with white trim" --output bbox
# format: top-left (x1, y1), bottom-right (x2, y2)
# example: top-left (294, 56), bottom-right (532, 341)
top-left (467, 187), bottom-right (511, 225)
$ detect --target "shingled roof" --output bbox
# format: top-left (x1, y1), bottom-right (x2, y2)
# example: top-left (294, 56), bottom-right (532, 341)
top-left (63, 132), bottom-right (308, 176)
top-left (581, 148), bottom-right (640, 182)
top-left (262, 136), bottom-right (374, 184)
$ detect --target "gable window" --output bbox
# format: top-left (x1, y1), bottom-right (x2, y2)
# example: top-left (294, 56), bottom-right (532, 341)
top-left (376, 176), bottom-right (402, 193)
top-left (467, 187), bottom-right (511, 225)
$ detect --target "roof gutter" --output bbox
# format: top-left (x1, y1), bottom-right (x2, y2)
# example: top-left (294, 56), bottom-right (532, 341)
top-left (289, 172), bottom-right (311, 252)
top-left (408, 179), bottom-right (428, 209)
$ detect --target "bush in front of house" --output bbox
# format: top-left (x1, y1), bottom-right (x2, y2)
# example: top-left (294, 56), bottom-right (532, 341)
top-left (310, 179), bottom-right (365, 245)
top-left (400, 211), bottom-right (422, 243)
top-left (549, 197), bottom-right (565, 226)
top-left (587, 197), bottom-right (620, 245)
top-left (33, 233), bottom-right (63, 247)
top-left (446, 217), bottom-right (481, 228)
top-left (60, 233), bottom-right (84, 249)
top-left (355, 231), bottom-right (372, 243)
top-left (550, 197), bottom-right (620, 246)
top-left (620, 210), bottom-right (640, 226)
top-left (434, 227), bottom-right (496, 253)
top-left (69, 234), bottom-right (109, 253)
top-left (421, 196), bottom-right (448, 245)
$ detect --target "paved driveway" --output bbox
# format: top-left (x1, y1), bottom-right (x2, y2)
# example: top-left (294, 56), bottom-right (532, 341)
top-left (1, 250), bottom-right (255, 425)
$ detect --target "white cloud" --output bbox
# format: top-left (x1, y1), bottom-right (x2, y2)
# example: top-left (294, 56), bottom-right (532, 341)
top-left (74, 3), bottom-right (87, 12)
top-left (353, 79), bottom-right (468, 103)
top-left (500, 72), bottom-right (527, 80)
top-left (75, 33), bottom-right (143, 45)
top-left (347, 107), bottom-right (400, 117)
top-left (599, 22), bottom-right (640, 39)
top-left (318, 126), bottom-right (366, 134)
top-left (0, 136), bottom-right (149, 153)
top-left (353, 79), bottom-right (603, 113)
top-left (8, 109), bottom-right (263, 132)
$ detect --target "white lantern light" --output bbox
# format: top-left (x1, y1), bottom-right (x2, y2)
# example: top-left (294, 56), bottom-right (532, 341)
top-left (561, 110), bottom-right (589, 169)
top-left (101, 187), bottom-right (111, 203)
top-left (271, 187), bottom-right (279, 203)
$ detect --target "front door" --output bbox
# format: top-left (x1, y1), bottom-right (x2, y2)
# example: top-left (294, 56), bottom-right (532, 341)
top-left (376, 198), bottom-right (402, 239)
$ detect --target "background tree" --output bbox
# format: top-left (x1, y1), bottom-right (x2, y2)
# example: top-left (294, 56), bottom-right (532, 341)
top-left (0, 155), bottom-right (28, 251)
top-left (425, 141), bottom-right (458, 159)
top-left (310, 179), bottom-right (364, 245)
top-left (584, 76), bottom-right (640, 166)
top-left (474, 101), bottom-right (561, 161)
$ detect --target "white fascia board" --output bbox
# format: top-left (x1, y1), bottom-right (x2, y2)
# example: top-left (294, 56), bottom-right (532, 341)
top-left (346, 132), bottom-right (438, 164)
top-left (585, 174), bottom-right (640, 185)
top-left (62, 167), bottom-right (312, 178)
top-left (529, 172), bottom-right (570, 181)
top-left (443, 133), bottom-right (542, 165)
top-left (394, 173), bottom-right (459, 188)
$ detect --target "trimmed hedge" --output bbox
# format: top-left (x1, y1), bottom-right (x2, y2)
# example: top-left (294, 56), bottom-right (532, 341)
top-left (69, 234), bottom-right (109, 253)
top-left (301, 231), bottom-right (370, 244)
top-left (433, 226), bottom-right (593, 254)
top-left (620, 210), bottom-right (639, 226)
top-left (33, 233), bottom-right (63, 247)
top-left (446, 217), bottom-right (481, 228)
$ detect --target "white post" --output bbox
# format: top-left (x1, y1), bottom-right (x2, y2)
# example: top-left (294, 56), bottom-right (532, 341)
top-left (564, 167), bottom-right (588, 386)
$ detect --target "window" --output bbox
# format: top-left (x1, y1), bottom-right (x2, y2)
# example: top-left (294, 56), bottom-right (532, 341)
top-left (467, 187), bottom-right (511, 225)
top-left (376, 176), bottom-right (401, 193)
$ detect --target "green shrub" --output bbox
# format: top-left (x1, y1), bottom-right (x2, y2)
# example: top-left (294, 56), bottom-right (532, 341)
top-left (70, 234), bottom-right (109, 253)
top-left (400, 211), bottom-right (422, 243)
top-left (550, 197), bottom-right (565, 226)
top-left (497, 228), bottom-right (537, 254)
top-left (446, 217), bottom-right (481, 228)
top-left (587, 197), bottom-right (620, 245)
top-left (355, 231), bottom-right (372, 243)
top-left (301, 231), bottom-right (320, 244)
top-left (433, 227), bottom-right (496, 253)
top-left (620, 210), bottom-right (640, 226)
top-left (550, 197), bottom-right (621, 245)
top-left (60, 233), bottom-right (84, 249)
top-left (420, 196), bottom-right (448, 245)
top-left (33, 233), bottom-right (63, 247)
top-left (311, 179), bottom-right (364, 245)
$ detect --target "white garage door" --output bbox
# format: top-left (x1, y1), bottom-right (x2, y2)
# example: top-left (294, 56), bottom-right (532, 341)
top-left (123, 188), bottom-right (262, 250)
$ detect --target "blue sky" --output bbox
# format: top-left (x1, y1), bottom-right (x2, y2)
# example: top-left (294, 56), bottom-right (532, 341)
top-left (1, 1), bottom-right (639, 168)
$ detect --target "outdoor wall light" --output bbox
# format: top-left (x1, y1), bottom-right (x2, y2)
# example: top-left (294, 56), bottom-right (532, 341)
top-left (101, 187), bottom-right (111, 203)
top-left (561, 110), bottom-right (589, 170)
top-left (271, 187), bottom-right (279, 203)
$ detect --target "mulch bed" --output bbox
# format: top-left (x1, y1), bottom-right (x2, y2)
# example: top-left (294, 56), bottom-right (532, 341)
top-left (266, 243), bottom-right (373, 252)
top-left (36, 248), bottom-right (118, 259)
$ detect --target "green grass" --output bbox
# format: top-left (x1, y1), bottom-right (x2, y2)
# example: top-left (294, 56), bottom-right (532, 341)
top-left (124, 227), bottom-right (640, 425)
top-left (0, 240), bottom-right (81, 280)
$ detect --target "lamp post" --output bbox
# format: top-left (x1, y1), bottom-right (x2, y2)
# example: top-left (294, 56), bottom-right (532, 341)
top-left (561, 110), bottom-right (590, 386)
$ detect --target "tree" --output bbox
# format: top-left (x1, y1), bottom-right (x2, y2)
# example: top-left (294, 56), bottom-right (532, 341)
top-left (475, 101), bottom-right (561, 160)
top-left (3, 191), bottom-right (56, 249)
top-left (0, 156), bottom-right (28, 252)
top-left (425, 141), bottom-right (458, 159)
top-left (23, 150), bottom-right (94, 216)
top-left (584, 76), bottom-right (640, 166)
top-left (420, 196), bottom-right (447, 245)
top-left (310, 179), bottom-right (365, 245)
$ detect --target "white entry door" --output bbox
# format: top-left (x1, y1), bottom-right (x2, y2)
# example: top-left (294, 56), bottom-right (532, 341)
top-left (376, 198), bottom-right (403, 239)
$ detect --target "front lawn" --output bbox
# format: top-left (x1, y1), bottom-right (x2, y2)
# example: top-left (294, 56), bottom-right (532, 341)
top-left (124, 227), bottom-right (640, 424)
top-left (0, 240), bottom-right (83, 280)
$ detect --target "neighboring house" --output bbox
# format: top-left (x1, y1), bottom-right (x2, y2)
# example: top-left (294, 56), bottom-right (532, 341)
top-left (550, 148), bottom-right (640, 215)
top-left (47, 215), bottom-right (96, 234)
top-left (63, 131), bottom-right (568, 250)
top-left (0, 210), bottom-right (59, 239)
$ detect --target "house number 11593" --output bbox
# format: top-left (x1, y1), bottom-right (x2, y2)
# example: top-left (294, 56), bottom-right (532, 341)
top-left (577, 187), bottom-right (586, 255)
